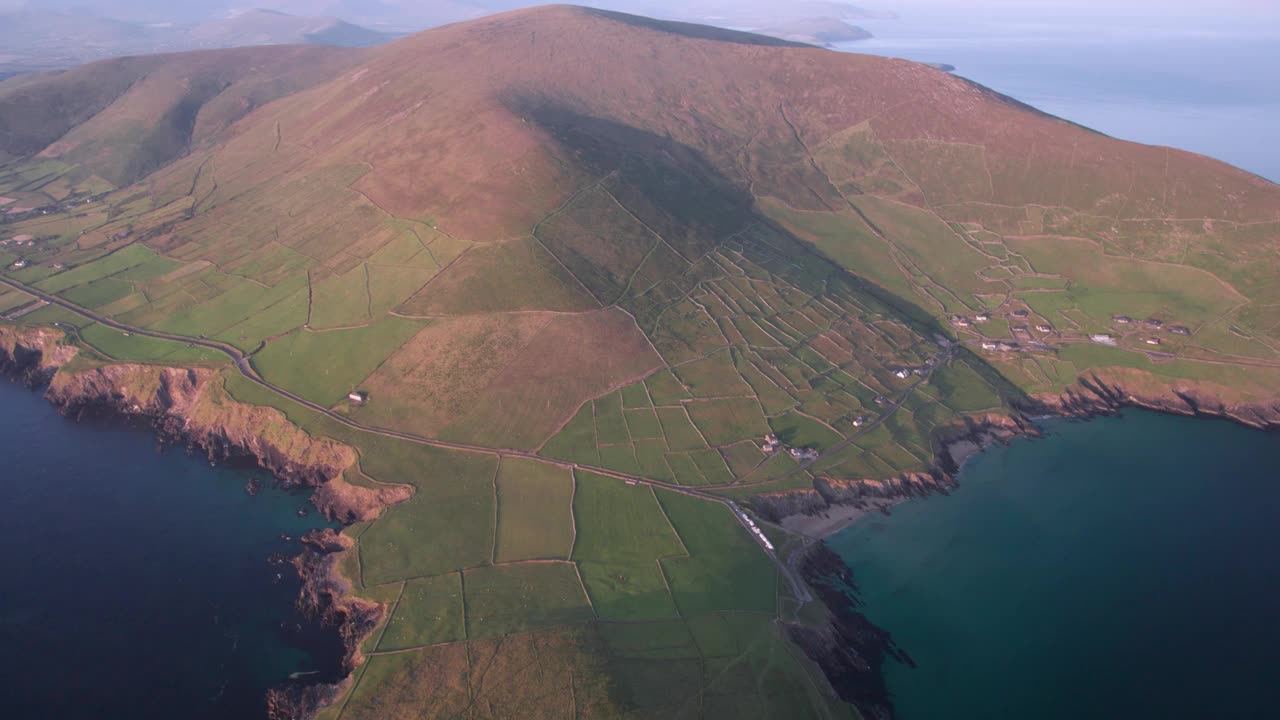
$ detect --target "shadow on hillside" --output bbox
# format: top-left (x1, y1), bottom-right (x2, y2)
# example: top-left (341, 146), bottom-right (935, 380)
top-left (511, 95), bottom-right (1030, 412)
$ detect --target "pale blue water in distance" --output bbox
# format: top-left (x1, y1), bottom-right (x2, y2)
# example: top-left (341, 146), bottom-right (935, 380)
top-left (828, 410), bottom-right (1280, 719)
top-left (838, 15), bottom-right (1280, 181)
top-left (0, 379), bottom-right (339, 719)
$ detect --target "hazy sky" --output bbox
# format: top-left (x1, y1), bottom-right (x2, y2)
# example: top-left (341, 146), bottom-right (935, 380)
top-left (6, 1), bottom-right (1278, 29)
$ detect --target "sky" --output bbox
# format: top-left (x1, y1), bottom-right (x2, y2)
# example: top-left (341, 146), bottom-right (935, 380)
top-left (9, 0), bottom-right (1276, 28)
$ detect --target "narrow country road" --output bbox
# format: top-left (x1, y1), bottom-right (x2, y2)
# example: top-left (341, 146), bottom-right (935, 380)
top-left (1, 275), bottom-right (812, 604)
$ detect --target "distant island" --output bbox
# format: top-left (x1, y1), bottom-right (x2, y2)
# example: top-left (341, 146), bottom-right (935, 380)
top-left (756, 17), bottom-right (873, 46)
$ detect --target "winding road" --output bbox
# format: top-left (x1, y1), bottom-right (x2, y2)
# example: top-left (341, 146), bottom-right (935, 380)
top-left (1, 274), bottom-right (815, 603)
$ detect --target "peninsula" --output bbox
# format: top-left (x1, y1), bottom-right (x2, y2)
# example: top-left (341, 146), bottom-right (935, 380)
top-left (2, 5), bottom-right (1278, 719)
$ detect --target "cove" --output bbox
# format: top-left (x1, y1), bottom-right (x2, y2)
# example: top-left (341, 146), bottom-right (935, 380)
top-left (827, 409), bottom-right (1280, 719)
top-left (0, 379), bottom-right (338, 719)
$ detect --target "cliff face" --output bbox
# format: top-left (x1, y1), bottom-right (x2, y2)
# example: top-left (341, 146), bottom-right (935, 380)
top-left (1020, 373), bottom-right (1280, 431)
top-left (46, 363), bottom-right (357, 490)
top-left (1, 325), bottom-right (408, 720)
top-left (0, 326), bottom-right (78, 384)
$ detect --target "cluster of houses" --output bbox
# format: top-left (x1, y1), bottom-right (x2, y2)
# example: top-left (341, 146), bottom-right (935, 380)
top-left (951, 313), bottom-right (992, 328)
top-left (980, 340), bottom-right (1022, 352)
top-left (0, 234), bottom-right (35, 248)
top-left (761, 433), bottom-right (820, 462)
top-left (1113, 315), bottom-right (1192, 340)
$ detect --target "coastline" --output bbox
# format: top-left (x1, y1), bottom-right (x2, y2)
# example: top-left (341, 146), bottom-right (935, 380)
top-left (0, 325), bottom-right (408, 720)
top-left (763, 372), bottom-right (1280, 718)
top-left (8, 321), bottom-right (1280, 720)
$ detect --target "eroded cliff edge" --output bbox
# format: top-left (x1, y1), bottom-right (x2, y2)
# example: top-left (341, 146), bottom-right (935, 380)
top-left (0, 325), bottom-right (408, 720)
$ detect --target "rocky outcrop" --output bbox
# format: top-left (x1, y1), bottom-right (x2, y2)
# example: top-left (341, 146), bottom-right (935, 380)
top-left (267, 529), bottom-right (386, 720)
top-left (787, 544), bottom-right (912, 720)
top-left (46, 363), bottom-right (359, 492)
top-left (2, 325), bottom-right (408, 720)
top-left (1019, 372), bottom-right (1280, 431)
top-left (0, 325), bottom-right (77, 384)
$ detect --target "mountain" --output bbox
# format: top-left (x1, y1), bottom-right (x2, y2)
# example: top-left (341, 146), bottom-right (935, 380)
top-left (0, 8), bottom-right (392, 73)
top-left (184, 9), bottom-right (394, 49)
top-left (2, 6), bottom-right (1278, 719)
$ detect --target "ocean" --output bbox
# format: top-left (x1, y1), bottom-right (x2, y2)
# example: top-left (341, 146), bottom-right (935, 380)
top-left (827, 411), bottom-right (1280, 718)
top-left (823, 18), bottom-right (1280, 717)
top-left (838, 15), bottom-right (1280, 181)
top-left (0, 379), bottom-right (339, 719)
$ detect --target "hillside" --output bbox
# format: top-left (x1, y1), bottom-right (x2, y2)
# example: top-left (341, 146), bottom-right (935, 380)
top-left (2, 5), bottom-right (1278, 719)
top-left (0, 8), bottom-right (391, 73)
top-left (0, 45), bottom-right (360, 186)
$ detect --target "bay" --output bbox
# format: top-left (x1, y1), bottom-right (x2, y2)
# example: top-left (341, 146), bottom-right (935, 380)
top-left (828, 410), bottom-right (1280, 719)
top-left (0, 379), bottom-right (338, 719)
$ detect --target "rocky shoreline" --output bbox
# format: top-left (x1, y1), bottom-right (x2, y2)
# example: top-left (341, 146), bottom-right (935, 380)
top-left (0, 326), bottom-right (407, 720)
top-left (10, 323), bottom-right (1280, 719)
top-left (768, 372), bottom-right (1280, 719)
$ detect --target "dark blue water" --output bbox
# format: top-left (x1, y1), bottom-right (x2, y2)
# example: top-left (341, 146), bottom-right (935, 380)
top-left (829, 410), bottom-right (1280, 719)
top-left (839, 15), bottom-right (1280, 181)
top-left (0, 379), bottom-right (335, 719)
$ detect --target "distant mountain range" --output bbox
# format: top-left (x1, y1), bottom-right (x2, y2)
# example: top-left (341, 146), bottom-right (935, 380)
top-left (0, 8), bottom-right (395, 72)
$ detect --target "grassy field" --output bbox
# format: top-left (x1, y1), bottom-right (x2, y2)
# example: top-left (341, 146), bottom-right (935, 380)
top-left (571, 471), bottom-right (685, 619)
top-left (376, 573), bottom-right (465, 651)
top-left (493, 457), bottom-right (575, 563)
top-left (657, 489), bottom-right (777, 616)
top-left (251, 317), bottom-right (425, 406)
top-left (356, 439), bottom-right (497, 586)
top-left (463, 562), bottom-right (595, 637)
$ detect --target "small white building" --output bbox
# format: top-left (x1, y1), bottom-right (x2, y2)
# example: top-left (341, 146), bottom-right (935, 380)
top-left (11, 259), bottom-right (28, 269)
top-left (981, 341), bottom-right (998, 350)
top-left (1113, 316), bottom-right (1132, 325)
top-left (1145, 337), bottom-right (1162, 346)
top-left (347, 391), bottom-right (367, 404)
top-left (893, 368), bottom-right (910, 379)
top-left (1090, 334), bottom-right (1117, 345)
top-left (974, 313), bottom-right (991, 323)
top-left (1035, 324), bottom-right (1052, 333)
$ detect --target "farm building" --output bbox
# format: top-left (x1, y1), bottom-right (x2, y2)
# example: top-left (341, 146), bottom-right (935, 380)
top-left (1035, 324), bottom-right (1053, 333)
top-left (1169, 326), bottom-right (1192, 336)
top-left (974, 313), bottom-right (991, 323)
top-left (1090, 334), bottom-right (1117, 345)
top-left (1145, 338), bottom-right (1162, 345)
top-left (1113, 315), bottom-right (1132, 324)
top-left (347, 391), bottom-right (368, 404)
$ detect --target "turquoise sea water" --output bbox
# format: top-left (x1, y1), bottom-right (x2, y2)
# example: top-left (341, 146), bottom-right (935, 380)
top-left (828, 410), bottom-right (1280, 719)
top-left (0, 379), bottom-right (338, 719)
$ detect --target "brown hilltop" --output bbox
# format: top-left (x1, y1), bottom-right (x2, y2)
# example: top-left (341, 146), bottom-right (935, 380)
top-left (127, 3), bottom-right (1275, 247)
top-left (0, 44), bottom-right (360, 186)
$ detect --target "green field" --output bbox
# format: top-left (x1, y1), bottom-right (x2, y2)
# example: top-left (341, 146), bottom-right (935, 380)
top-left (493, 457), bottom-right (575, 563)
top-left (252, 317), bottom-right (425, 406)
top-left (463, 562), bottom-right (595, 637)
top-left (377, 573), bottom-right (465, 650)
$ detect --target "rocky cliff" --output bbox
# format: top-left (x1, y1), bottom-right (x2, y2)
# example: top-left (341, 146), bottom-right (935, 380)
top-left (1020, 372), bottom-right (1280, 431)
top-left (1, 325), bottom-right (408, 719)
top-left (0, 325), bottom-right (77, 384)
